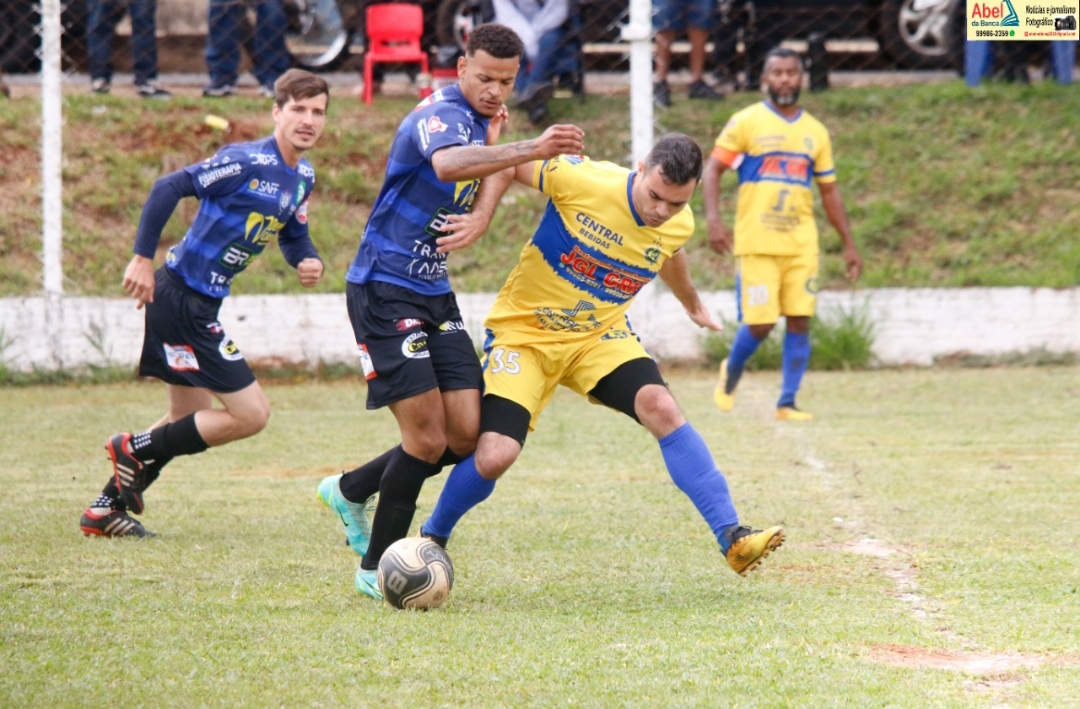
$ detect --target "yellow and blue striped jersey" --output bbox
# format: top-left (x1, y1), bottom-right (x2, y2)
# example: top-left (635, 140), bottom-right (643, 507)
top-left (484, 155), bottom-right (694, 341)
top-left (712, 101), bottom-right (836, 256)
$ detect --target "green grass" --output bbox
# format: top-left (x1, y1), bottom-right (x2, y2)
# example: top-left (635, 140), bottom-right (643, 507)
top-left (4, 80), bottom-right (1080, 297)
top-left (3, 369), bottom-right (1080, 706)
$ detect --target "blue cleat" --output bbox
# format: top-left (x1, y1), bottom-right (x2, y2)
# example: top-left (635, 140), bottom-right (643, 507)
top-left (317, 474), bottom-right (375, 556)
top-left (354, 567), bottom-right (383, 601)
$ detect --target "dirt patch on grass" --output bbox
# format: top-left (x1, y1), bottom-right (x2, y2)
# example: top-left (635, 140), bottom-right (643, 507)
top-left (868, 643), bottom-right (1049, 674)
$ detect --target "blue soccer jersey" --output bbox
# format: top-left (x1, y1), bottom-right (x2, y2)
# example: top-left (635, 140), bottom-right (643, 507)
top-left (345, 85), bottom-right (490, 296)
top-left (168, 136), bottom-right (318, 298)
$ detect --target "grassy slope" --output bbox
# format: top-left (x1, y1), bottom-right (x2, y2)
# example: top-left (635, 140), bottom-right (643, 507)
top-left (2, 80), bottom-right (1079, 298)
top-left (2, 369), bottom-right (1079, 706)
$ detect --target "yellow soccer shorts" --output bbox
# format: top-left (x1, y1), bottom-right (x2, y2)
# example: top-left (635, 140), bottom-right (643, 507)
top-left (482, 326), bottom-right (652, 431)
top-left (736, 252), bottom-right (819, 325)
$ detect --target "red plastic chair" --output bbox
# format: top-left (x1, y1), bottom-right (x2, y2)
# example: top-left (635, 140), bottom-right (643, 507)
top-left (363, 3), bottom-right (431, 105)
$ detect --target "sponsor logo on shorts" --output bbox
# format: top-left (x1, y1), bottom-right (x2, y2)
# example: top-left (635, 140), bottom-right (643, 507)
top-left (805, 275), bottom-right (820, 294)
top-left (438, 319), bottom-right (465, 333)
top-left (163, 343), bottom-right (200, 371)
top-left (218, 338), bottom-right (244, 361)
top-left (401, 331), bottom-right (430, 359)
top-left (206, 321), bottom-right (224, 335)
top-left (357, 343), bottom-right (376, 380)
top-left (197, 162), bottom-right (242, 188)
top-left (395, 318), bottom-right (424, 332)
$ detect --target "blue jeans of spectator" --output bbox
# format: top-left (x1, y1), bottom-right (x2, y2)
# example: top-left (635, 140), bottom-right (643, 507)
top-left (515, 27), bottom-right (576, 93)
top-left (206, 0), bottom-right (291, 88)
top-left (87, 0), bottom-right (159, 84)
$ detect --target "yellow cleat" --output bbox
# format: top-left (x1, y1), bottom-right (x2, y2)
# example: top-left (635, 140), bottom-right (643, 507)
top-left (725, 525), bottom-right (785, 576)
top-left (775, 406), bottom-right (813, 421)
top-left (713, 358), bottom-right (736, 412)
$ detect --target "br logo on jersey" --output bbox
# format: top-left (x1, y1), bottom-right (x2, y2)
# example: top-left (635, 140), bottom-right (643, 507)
top-left (218, 243), bottom-right (255, 270)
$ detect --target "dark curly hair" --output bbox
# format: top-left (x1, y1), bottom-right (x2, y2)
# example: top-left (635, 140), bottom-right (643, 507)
top-left (466, 23), bottom-right (524, 60)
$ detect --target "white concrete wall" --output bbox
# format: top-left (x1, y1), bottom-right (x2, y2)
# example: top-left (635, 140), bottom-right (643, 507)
top-left (2, 287), bottom-right (1079, 372)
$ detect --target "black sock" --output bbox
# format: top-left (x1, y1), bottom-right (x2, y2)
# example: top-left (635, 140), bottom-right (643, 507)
top-left (131, 414), bottom-right (208, 461)
top-left (436, 446), bottom-right (464, 472)
top-left (340, 445), bottom-right (400, 503)
top-left (360, 448), bottom-right (439, 570)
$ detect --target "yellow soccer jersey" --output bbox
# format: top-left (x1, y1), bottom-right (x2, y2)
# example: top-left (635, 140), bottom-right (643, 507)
top-left (712, 101), bottom-right (836, 256)
top-left (484, 155), bottom-right (694, 342)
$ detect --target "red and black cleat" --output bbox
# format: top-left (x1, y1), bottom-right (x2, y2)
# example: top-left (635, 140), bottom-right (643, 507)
top-left (80, 507), bottom-right (156, 538)
top-left (105, 433), bottom-right (147, 515)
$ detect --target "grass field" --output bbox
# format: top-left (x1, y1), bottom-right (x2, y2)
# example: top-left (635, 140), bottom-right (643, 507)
top-left (3, 368), bottom-right (1079, 707)
top-left (4, 80), bottom-right (1080, 298)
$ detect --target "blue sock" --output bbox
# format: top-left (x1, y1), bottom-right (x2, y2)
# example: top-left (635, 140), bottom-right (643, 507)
top-left (779, 331), bottom-right (811, 408)
top-left (421, 455), bottom-right (495, 540)
top-left (725, 325), bottom-right (762, 393)
top-left (658, 423), bottom-right (739, 549)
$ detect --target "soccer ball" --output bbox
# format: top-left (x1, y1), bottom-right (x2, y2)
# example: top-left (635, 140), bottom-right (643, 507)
top-left (377, 537), bottom-right (454, 610)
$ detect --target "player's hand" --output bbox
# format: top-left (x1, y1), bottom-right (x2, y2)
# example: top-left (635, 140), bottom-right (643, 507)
top-left (296, 258), bottom-right (324, 287)
top-left (844, 246), bottom-right (863, 282)
top-left (122, 255), bottom-right (156, 309)
top-left (706, 218), bottom-right (732, 255)
top-left (531, 124), bottom-right (585, 160)
top-left (486, 105), bottom-right (509, 145)
top-left (436, 210), bottom-right (491, 254)
top-left (684, 301), bottom-right (723, 332)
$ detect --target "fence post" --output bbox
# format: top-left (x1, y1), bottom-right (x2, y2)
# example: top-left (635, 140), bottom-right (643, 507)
top-left (623, 0), bottom-right (654, 165)
top-left (41, 0), bottom-right (65, 367)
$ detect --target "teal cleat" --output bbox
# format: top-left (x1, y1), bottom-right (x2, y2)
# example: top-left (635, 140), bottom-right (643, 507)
top-left (317, 474), bottom-right (375, 556)
top-left (354, 567), bottom-right (383, 601)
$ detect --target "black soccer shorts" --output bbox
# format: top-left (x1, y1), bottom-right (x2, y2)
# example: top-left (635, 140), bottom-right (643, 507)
top-left (346, 280), bottom-right (483, 410)
top-left (138, 268), bottom-right (256, 393)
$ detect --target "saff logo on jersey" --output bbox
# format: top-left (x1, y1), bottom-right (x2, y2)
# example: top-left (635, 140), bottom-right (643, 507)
top-left (401, 332), bottom-right (430, 359)
top-left (247, 179), bottom-right (281, 199)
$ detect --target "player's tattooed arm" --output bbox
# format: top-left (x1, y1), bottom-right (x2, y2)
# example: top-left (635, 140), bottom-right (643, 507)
top-left (430, 124), bottom-right (584, 182)
top-left (436, 167), bottom-right (515, 254)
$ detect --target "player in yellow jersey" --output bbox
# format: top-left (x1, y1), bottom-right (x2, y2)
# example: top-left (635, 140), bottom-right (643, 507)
top-left (703, 47), bottom-right (862, 421)
top-left (420, 134), bottom-right (784, 578)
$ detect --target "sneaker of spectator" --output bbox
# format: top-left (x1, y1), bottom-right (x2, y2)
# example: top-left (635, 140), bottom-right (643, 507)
top-left (259, 83), bottom-right (276, 98)
top-left (688, 78), bottom-right (724, 100)
top-left (136, 81), bottom-right (172, 99)
top-left (91, 77), bottom-right (111, 94)
top-left (653, 80), bottom-right (672, 108)
top-left (203, 82), bottom-right (237, 98)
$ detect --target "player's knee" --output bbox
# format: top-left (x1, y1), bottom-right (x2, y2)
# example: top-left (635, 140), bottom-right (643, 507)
top-left (240, 401), bottom-right (271, 437)
top-left (445, 425), bottom-right (479, 459)
top-left (749, 323), bottom-right (775, 340)
top-left (474, 437), bottom-right (519, 480)
top-left (634, 385), bottom-right (685, 436)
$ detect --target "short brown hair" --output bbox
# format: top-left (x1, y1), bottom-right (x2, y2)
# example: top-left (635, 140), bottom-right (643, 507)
top-left (273, 69), bottom-right (331, 110)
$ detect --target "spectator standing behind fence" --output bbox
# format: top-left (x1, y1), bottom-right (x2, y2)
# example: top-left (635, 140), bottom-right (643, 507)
top-left (86, 0), bottom-right (171, 98)
top-left (653, 0), bottom-right (724, 106)
top-left (0, 70), bottom-right (9, 99)
top-left (492, 0), bottom-right (571, 124)
top-left (204, 0), bottom-right (291, 97)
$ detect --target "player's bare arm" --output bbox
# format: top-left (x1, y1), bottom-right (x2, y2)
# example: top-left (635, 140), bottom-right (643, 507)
top-left (436, 167), bottom-right (516, 254)
top-left (818, 181), bottom-right (863, 281)
top-left (122, 254), bottom-right (156, 309)
top-left (702, 155), bottom-right (733, 254)
top-left (430, 124), bottom-right (585, 183)
top-left (658, 250), bottom-right (723, 332)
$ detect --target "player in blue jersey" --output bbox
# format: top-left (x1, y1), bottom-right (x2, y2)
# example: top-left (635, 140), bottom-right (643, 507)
top-left (315, 23), bottom-right (585, 600)
top-left (417, 133), bottom-right (785, 580)
top-left (80, 69), bottom-right (330, 539)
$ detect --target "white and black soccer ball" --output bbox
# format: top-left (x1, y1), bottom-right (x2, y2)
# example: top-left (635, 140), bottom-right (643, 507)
top-left (377, 537), bottom-right (454, 610)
